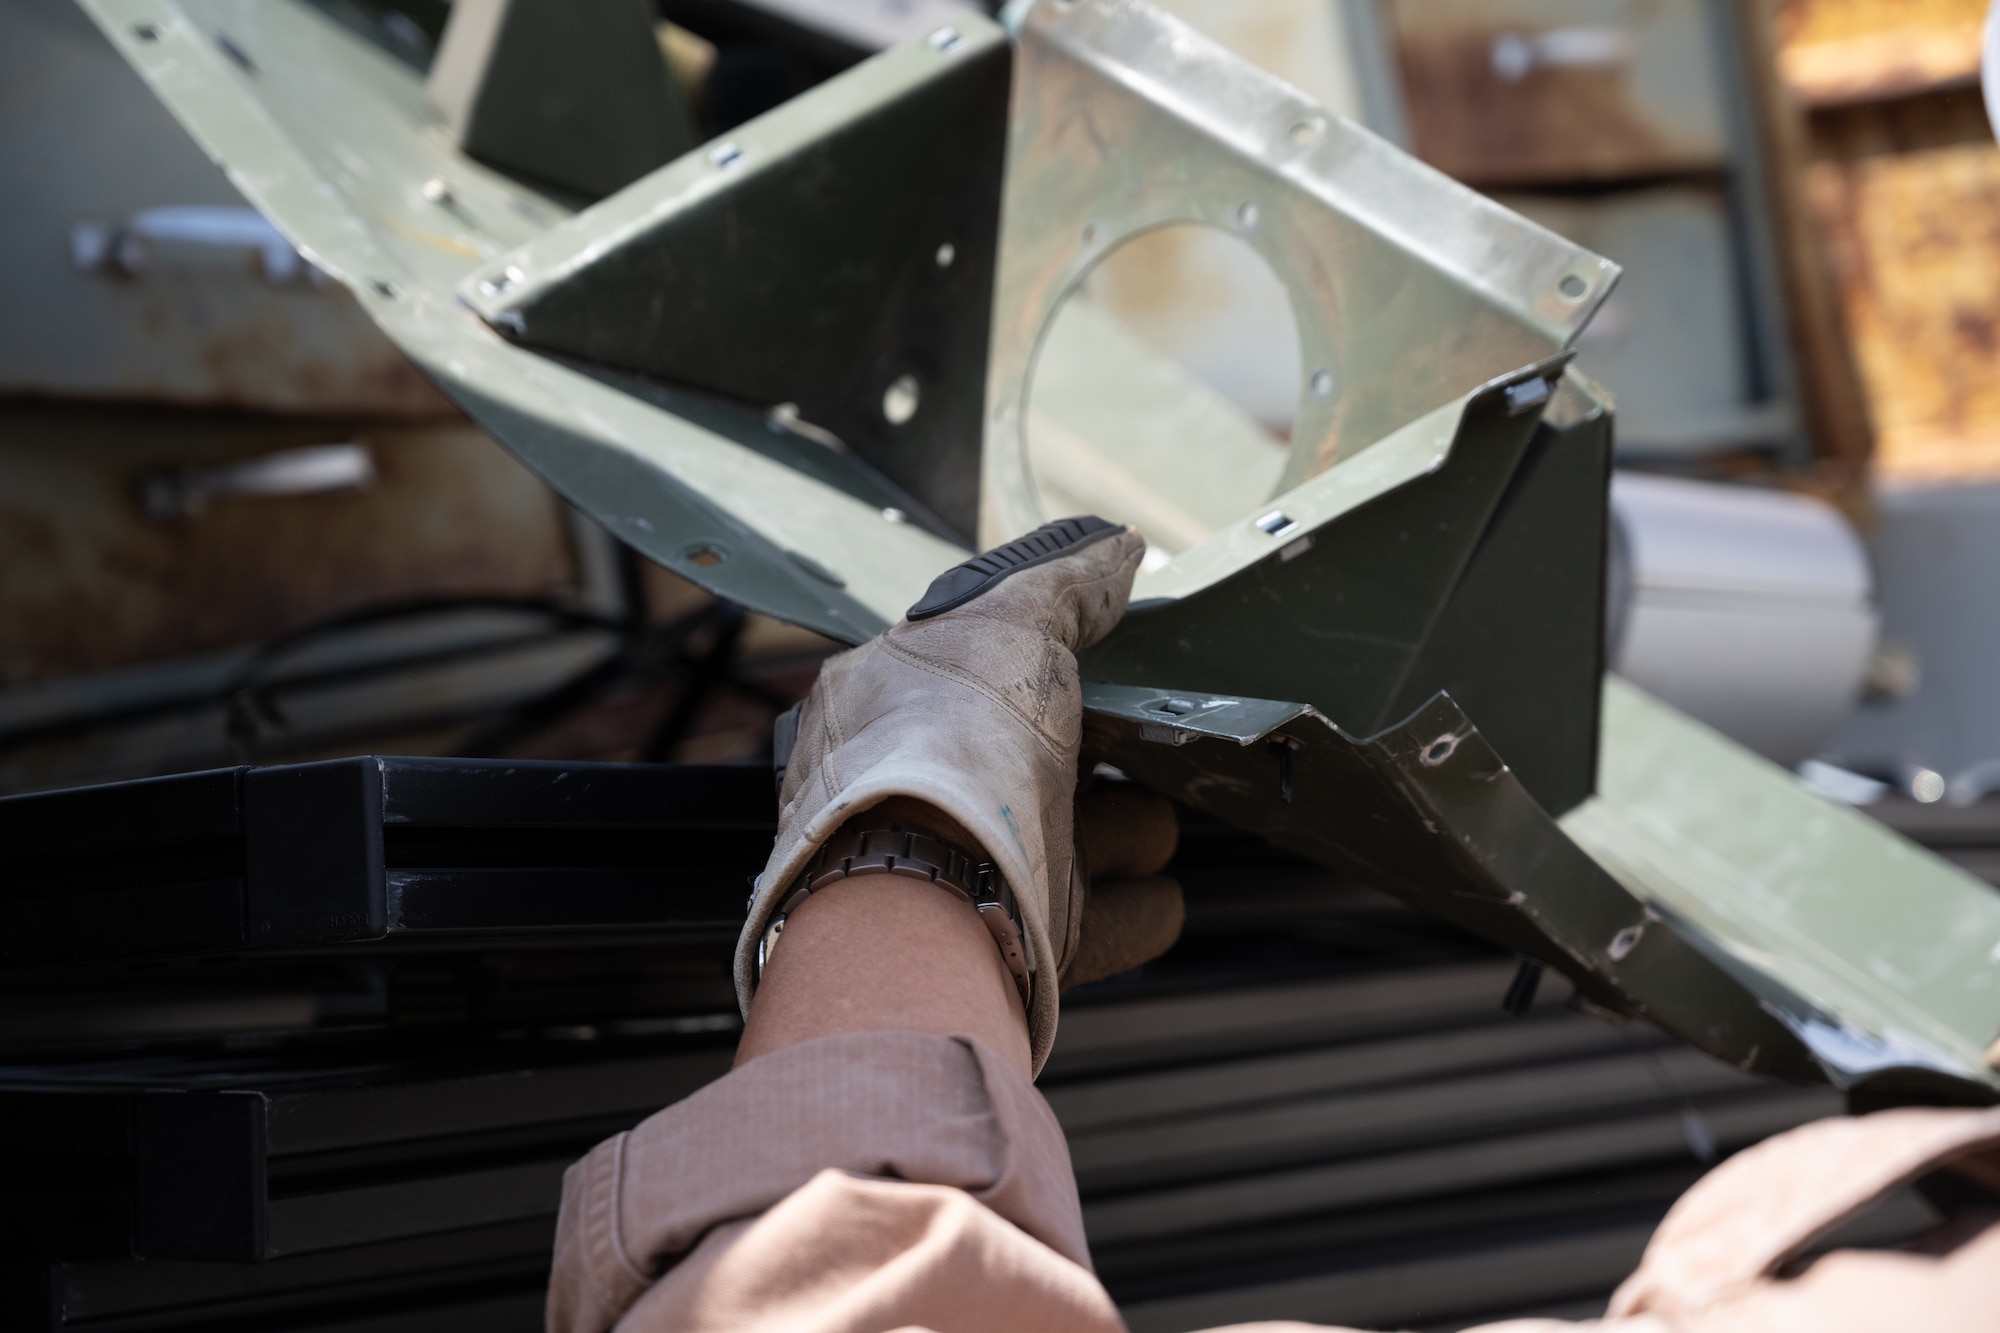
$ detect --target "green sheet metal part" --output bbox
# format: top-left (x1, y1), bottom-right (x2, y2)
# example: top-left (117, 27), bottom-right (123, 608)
top-left (427, 0), bottom-right (694, 200)
top-left (1082, 671), bottom-right (2000, 1095)
top-left (1086, 362), bottom-right (1610, 819)
top-left (980, 0), bottom-right (1619, 545)
top-left (1080, 682), bottom-right (1822, 1086)
top-left (78, 0), bottom-right (2000, 1099)
top-left (78, 0), bottom-right (970, 642)
top-left (1565, 678), bottom-right (2000, 1097)
top-left (460, 20), bottom-right (1010, 542)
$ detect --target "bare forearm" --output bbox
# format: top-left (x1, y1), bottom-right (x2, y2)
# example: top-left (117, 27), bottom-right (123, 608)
top-left (734, 800), bottom-right (1031, 1078)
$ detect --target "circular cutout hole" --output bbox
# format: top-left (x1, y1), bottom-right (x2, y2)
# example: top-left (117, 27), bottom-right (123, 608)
top-left (1289, 116), bottom-right (1324, 147)
top-left (1025, 224), bottom-right (1306, 557)
top-left (883, 374), bottom-right (921, 425)
top-left (1558, 273), bottom-right (1589, 300)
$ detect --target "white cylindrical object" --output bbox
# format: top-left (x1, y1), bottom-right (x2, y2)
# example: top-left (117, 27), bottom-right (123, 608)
top-left (1608, 473), bottom-right (1877, 767)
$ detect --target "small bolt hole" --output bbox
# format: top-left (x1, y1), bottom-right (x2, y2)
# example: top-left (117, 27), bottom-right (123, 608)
top-left (1255, 511), bottom-right (1297, 537)
top-left (1289, 116), bottom-right (1325, 146)
top-left (1310, 369), bottom-right (1337, 399)
top-left (1237, 201), bottom-right (1260, 229)
top-left (1558, 273), bottom-right (1589, 300)
top-left (1420, 733), bottom-right (1460, 767)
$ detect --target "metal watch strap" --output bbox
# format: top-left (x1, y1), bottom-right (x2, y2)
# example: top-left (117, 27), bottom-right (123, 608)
top-left (755, 822), bottom-right (1033, 1006)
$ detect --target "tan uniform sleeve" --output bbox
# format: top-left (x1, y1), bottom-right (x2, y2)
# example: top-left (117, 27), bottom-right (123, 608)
top-left (548, 1026), bottom-right (2000, 1333)
top-left (546, 1030), bottom-right (1116, 1333)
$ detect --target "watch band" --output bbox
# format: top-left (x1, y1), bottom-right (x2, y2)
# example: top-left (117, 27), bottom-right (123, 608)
top-left (755, 821), bottom-right (1033, 1006)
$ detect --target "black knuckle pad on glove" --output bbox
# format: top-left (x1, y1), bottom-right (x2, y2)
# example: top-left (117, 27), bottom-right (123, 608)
top-left (908, 516), bottom-right (1118, 620)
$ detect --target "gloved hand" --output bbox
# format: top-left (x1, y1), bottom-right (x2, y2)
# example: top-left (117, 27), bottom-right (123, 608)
top-left (738, 517), bottom-right (1181, 1074)
top-left (1067, 781), bottom-right (1184, 992)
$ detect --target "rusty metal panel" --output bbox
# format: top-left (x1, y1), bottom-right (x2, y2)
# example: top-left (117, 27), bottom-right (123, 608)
top-left (1775, 0), bottom-right (1985, 105)
top-left (0, 406), bottom-right (577, 690)
top-left (1802, 91), bottom-right (2000, 482)
top-left (0, 0), bottom-right (450, 415)
top-left (1387, 0), bottom-right (1733, 187)
top-left (1500, 186), bottom-right (1794, 454)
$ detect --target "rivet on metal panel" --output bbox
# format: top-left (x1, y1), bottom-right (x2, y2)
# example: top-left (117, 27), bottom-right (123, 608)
top-left (1236, 202), bottom-right (1260, 229)
top-left (934, 242), bottom-right (956, 269)
top-left (883, 375), bottom-right (920, 425)
top-left (1310, 370), bottom-right (1337, 399)
top-left (1152, 698), bottom-right (1197, 715)
top-left (420, 177), bottom-right (454, 205)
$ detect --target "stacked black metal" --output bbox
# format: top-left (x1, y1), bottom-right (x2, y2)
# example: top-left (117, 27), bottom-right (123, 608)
top-left (1044, 824), bottom-right (1875, 1332)
top-left (0, 762), bottom-right (1924, 1332)
top-left (0, 757), bottom-right (764, 1331)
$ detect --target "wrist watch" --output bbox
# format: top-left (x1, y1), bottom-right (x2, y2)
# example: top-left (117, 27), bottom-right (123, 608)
top-left (755, 821), bottom-right (1033, 1006)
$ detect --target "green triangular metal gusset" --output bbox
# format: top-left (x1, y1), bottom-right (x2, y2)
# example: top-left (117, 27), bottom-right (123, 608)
top-left (428, 0), bottom-right (695, 200)
top-left (461, 17), bottom-right (1011, 542)
top-left (1083, 362), bottom-right (1610, 819)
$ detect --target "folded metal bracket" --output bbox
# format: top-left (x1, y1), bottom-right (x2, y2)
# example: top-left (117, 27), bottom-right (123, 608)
top-left (459, 15), bottom-right (1011, 542)
top-left (1086, 360), bottom-right (1610, 818)
top-left (428, 0), bottom-right (695, 200)
top-left (1082, 679), bottom-right (1822, 1086)
top-left (981, 0), bottom-right (1619, 544)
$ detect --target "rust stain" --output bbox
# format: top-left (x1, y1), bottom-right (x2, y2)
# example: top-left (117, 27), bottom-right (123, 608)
top-left (1774, 0), bottom-right (1988, 50)
top-left (1774, 1), bottom-right (1985, 105)
top-left (1802, 90), bottom-right (2000, 481)
top-left (1392, 23), bottom-right (1710, 186)
top-left (15, 272), bottom-right (458, 419)
top-left (0, 406), bottom-right (576, 689)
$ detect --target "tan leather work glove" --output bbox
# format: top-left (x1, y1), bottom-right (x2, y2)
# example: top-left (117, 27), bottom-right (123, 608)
top-left (1067, 782), bottom-right (1185, 992)
top-left (737, 516), bottom-right (1174, 1074)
